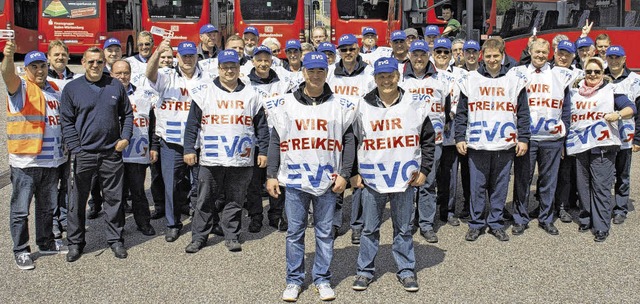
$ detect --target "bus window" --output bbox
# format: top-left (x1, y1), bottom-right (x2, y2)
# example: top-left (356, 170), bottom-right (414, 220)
top-left (107, 0), bottom-right (133, 31)
top-left (0, 0), bottom-right (5, 14)
top-left (240, 0), bottom-right (298, 22)
top-left (15, 0), bottom-right (38, 30)
top-left (337, 0), bottom-right (388, 20)
top-left (147, 0), bottom-right (202, 20)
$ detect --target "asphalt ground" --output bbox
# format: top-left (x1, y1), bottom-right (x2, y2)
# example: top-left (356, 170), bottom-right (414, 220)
top-left (1, 63), bottom-right (639, 303)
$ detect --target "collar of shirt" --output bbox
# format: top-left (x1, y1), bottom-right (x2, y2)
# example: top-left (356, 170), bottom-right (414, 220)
top-left (135, 54), bottom-right (148, 63)
top-left (213, 77), bottom-right (245, 93)
top-left (127, 83), bottom-right (136, 95)
top-left (364, 87), bottom-right (405, 108)
top-left (605, 66), bottom-right (632, 83)
top-left (175, 64), bottom-right (203, 79)
top-left (334, 55), bottom-right (368, 77)
top-left (477, 64), bottom-right (509, 78)
top-left (248, 67), bottom-right (280, 84)
top-left (293, 82), bottom-right (333, 105)
top-left (527, 62), bottom-right (550, 74)
top-left (403, 60), bottom-right (437, 79)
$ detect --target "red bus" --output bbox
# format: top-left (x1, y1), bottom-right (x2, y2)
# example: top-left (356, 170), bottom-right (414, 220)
top-left (233, 0), bottom-right (306, 58)
top-left (330, 0), bottom-right (402, 47)
top-left (0, 0), bottom-right (39, 54)
top-left (38, 0), bottom-right (141, 56)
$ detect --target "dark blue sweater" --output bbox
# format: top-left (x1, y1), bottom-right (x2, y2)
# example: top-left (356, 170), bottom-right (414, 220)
top-left (60, 75), bottom-right (133, 154)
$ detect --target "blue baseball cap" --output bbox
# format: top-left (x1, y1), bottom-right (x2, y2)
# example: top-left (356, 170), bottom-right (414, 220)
top-left (318, 42), bottom-right (336, 54)
top-left (338, 34), bottom-right (358, 48)
top-left (390, 30), bottom-right (406, 42)
top-left (362, 27), bottom-right (377, 36)
top-left (285, 39), bottom-right (301, 51)
top-left (218, 49), bottom-right (240, 64)
top-left (373, 57), bottom-right (399, 75)
top-left (463, 40), bottom-right (480, 51)
top-left (177, 41), bottom-right (197, 56)
top-left (24, 51), bottom-right (47, 66)
top-left (302, 52), bottom-right (328, 70)
top-left (253, 45), bottom-right (272, 56)
top-left (424, 25), bottom-right (440, 37)
top-left (576, 37), bottom-right (594, 49)
top-left (556, 40), bottom-right (576, 54)
top-left (199, 24), bottom-right (218, 34)
top-left (434, 38), bottom-right (452, 50)
top-left (103, 38), bottom-right (121, 49)
top-left (409, 40), bottom-right (429, 53)
top-left (244, 26), bottom-right (259, 37)
top-left (606, 45), bottom-right (625, 57)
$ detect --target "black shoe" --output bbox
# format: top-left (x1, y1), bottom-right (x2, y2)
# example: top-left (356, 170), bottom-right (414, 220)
top-left (511, 224), bottom-right (528, 236)
top-left (123, 203), bottom-right (133, 214)
top-left (558, 210), bottom-right (572, 223)
top-left (420, 229), bottom-right (438, 243)
top-left (165, 228), bottom-right (181, 242)
top-left (459, 211), bottom-right (471, 220)
top-left (331, 226), bottom-right (339, 239)
top-left (248, 217), bottom-right (263, 233)
top-left (490, 228), bottom-right (509, 241)
top-left (539, 223), bottom-right (559, 235)
top-left (137, 224), bottom-right (156, 236)
top-left (465, 228), bottom-right (481, 241)
top-left (613, 214), bottom-right (626, 225)
top-left (180, 205), bottom-right (191, 216)
top-left (87, 207), bottom-right (101, 219)
top-left (212, 224), bottom-right (224, 236)
top-left (225, 239), bottom-right (242, 252)
top-left (447, 217), bottom-right (460, 226)
top-left (351, 229), bottom-right (362, 245)
top-left (66, 247), bottom-right (82, 262)
top-left (110, 243), bottom-right (128, 259)
top-left (150, 209), bottom-right (165, 220)
top-left (578, 224), bottom-right (591, 232)
top-left (268, 218), bottom-right (280, 229)
top-left (397, 275), bottom-right (419, 292)
top-left (278, 219), bottom-right (288, 232)
top-left (185, 241), bottom-right (205, 253)
top-left (594, 230), bottom-right (609, 242)
top-left (352, 275), bottom-right (372, 291)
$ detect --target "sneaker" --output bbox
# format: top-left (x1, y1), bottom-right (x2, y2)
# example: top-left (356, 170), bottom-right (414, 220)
top-left (558, 209), bottom-right (572, 223)
top-left (15, 252), bottom-right (34, 270)
top-left (397, 275), bottom-right (419, 292)
top-left (420, 229), bottom-right (438, 243)
top-left (282, 284), bottom-right (301, 302)
top-left (225, 239), bottom-right (242, 252)
top-left (185, 241), bottom-right (205, 253)
top-left (40, 239), bottom-right (69, 254)
top-left (315, 282), bottom-right (336, 301)
top-left (352, 275), bottom-right (372, 291)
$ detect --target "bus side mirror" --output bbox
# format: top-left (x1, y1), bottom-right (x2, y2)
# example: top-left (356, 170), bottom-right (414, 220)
top-left (313, 1), bottom-right (319, 11)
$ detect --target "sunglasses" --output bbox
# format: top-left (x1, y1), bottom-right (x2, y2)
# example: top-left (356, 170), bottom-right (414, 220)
top-left (86, 60), bottom-right (104, 65)
top-left (339, 47), bottom-right (357, 53)
top-left (585, 69), bottom-right (602, 75)
top-left (435, 50), bottom-right (451, 55)
top-left (272, 49), bottom-right (281, 54)
top-left (138, 42), bottom-right (152, 47)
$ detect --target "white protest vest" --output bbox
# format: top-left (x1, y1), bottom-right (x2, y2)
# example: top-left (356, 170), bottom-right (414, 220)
top-left (513, 65), bottom-right (573, 141)
top-left (458, 69), bottom-right (529, 151)
top-left (566, 83), bottom-right (621, 155)
top-left (611, 73), bottom-right (640, 149)
top-left (267, 94), bottom-right (357, 195)
top-left (327, 71), bottom-right (375, 98)
top-left (356, 95), bottom-right (428, 193)
top-left (125, 56), bottom-right (148, 75)
top-left (441, 67), bottom-right (467, 146)
top-left (252, 78), bottom-right (291, 129)
top-left (122, 88), bottom-right (157, 164)
top-left (152, 69), bottom-right (206, 146)
top-left (400, 72), bottom-right (448, 145)
top-left (9, 80), bottom-right (66, 169)
top-left (188, 80), bottom-right (261, 167)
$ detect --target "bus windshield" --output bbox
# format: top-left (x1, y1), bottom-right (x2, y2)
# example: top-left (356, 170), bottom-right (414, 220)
top-left (337, 0), bottom-right (389, 20)
top-left (239, 0), bottom-right (298, 22)
top-left (0, 0), bottom-right (5, 14)
top-left (147, 0), bottom-right (202, 20)
top-left (42, 0), bottom-right (98, 18)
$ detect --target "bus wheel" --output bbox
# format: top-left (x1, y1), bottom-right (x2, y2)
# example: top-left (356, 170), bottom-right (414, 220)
top-left (126, 37), bottom-right (134, 57)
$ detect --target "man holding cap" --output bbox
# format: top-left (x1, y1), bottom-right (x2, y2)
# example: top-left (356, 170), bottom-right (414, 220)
top-left (390, 30), bottom-right (410, 65)
top-left (264, 52), bottom-right (356, 302)
top-left (462, 40), bottom-right (481, 71)
top-left (361, 27), bottom-right (378, 54)
top-left (424, 25), bottom-right (441, 50)
top-left (104, 37), bottom-right (123, 72)
top-left (146, 39), bottom-right (208, 243)
top-left (198, 23), bottom-right (219, 60)
top-left (318, 42), bottom-right (337, 65)
top-left (183, 49), bottom-right (269, 253)
top-left (243, 26), bottom-right (260, 57)
top-left (2, 43), bottom-right (69, 269)
top-left (351, 56), bottom-right (435, 292)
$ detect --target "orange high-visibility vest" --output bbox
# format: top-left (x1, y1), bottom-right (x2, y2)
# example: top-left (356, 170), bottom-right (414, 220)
top-left (6, 79), bottom-right (60, 154)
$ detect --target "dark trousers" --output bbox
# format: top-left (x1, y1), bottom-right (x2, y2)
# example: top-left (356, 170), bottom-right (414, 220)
top-left (55, 161), bottom-right (70, 228)
top-left (614, 148), bottom-right (632, 216)
top-left (123, 163), bottom-right (152, 227)
top-left (67, 150), bottom-right (125, 248)
top-left (467, 148), bottom-right (514, 230)
top-left (159, 139), bottom-right (193, 228)
top-left (246, 165), bottom-right (284, 222)
top-left (191, 166), bottom-right (252, 242)
top-left (554, 154), bottom-right (578, 212)
top-left (87, 173), bottom-right (103, 209)
top-left (512, 140), bottom-right (563, 225)
top-left (437, 145), bottom-right (470, 219)
top-left (575, 150), bottom-right (616, 232)
top-left (149, 155), bottom-right (166, 213)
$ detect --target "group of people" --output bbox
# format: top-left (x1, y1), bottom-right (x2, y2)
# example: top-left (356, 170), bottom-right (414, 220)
top-left (5, 20), bottom-right (639, 302)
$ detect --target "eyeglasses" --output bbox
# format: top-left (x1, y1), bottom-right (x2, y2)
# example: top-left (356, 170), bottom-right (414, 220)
top-left (339, 47), bottom-right (357, 53)
top-left (585, 69), bottom-right (603, 75)
top-left (435, 50), bottom-right (451, 55)
top-left (86, 60), bottom-right (104, 65)
top-left (138, 42), bottom-right (152, 47)
top-left (271, 49), bottom-right (281, 54)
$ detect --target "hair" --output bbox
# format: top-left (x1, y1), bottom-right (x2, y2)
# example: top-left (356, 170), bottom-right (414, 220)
top-left (584, 56), bottom-right (605, 71)
top-left (47, 40), bottom-right (69, 55)
top-left (452, 38), bottom-right (465, 47)
top-left (442, 4), bottom-right (452, 11)
top-left (137, 31), bottom-right (154, 44)
top-left (552, 34), bottom-right (569, 49)
top-left (312, 26), bottom-right (328, 36)
top-left (111, 59), bottom-right (131, 72)
top-left (595, 33), bottom-right (610, 43)
top-left (226, 34), bottom-right (244, 44)
top-left (262, 37), bottom-right (281, 49)
top-left (301, 43), bottom-right (315, 53)
top-left (82, 47), bottom-right (104, 60)
top-left (481, 37), bottom-right (505, 53)
top-left (530, 38), bottom-right (550, 52)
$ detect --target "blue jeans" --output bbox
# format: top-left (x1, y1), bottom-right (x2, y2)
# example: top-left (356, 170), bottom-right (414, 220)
top-left (614, 149), bottom-right (632, 216)
top-left (10, 166), bottom-right (59, 254)
top-left (357, 186), bottom-right (415, 279)
top-left (159, 139), bottom-right (193, 228)
top-left (415, 144), bottom-right (442, 231)
top-left (285, 187), bottom-right (336, 285)
top-left (350, 188), bottom-right (363, 232)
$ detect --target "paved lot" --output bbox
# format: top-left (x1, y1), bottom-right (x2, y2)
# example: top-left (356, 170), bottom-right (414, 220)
top-left (1, 64), bottom-right (640, 303)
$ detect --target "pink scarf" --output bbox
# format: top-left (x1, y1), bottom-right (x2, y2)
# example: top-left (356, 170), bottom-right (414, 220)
top-left (578, 79), bottom-right (604, 98)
